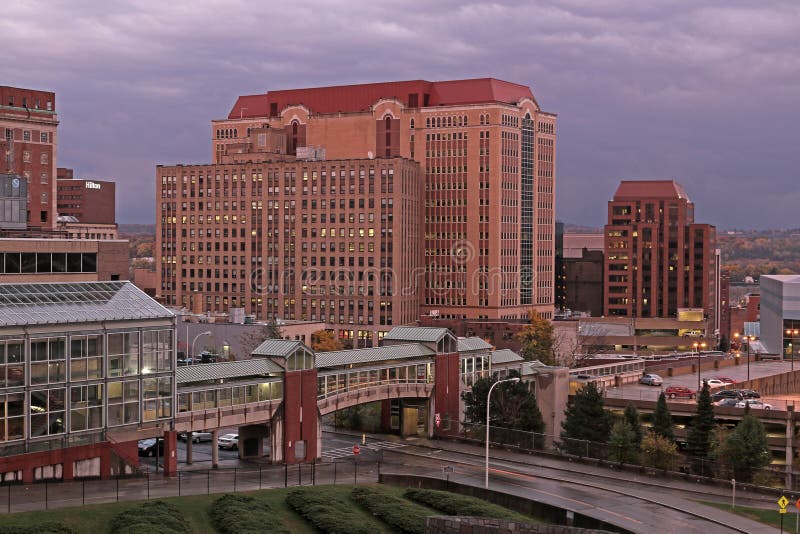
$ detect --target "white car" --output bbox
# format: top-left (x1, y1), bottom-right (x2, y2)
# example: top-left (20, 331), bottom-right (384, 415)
top-left (703, 379), bottom-right (725, 387)
top-left (218, 433), bottom-right (239, 450)
top-left (639, 374), bottom-right (663, 386)
top-left (735, 400), bottom-right (773, 410)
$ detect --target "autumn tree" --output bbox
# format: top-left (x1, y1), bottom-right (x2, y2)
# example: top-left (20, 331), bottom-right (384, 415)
top-left (238, 318), bottom-right (284, 357)
top-left (311, 330), bottom-right (343, 352)
top-left (515, 312), bottom-right (555, 364)
top-left (640, 431), bottom-right (680, 471)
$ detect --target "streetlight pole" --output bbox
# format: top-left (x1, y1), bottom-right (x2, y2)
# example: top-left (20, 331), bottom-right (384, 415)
top-left (787, 329), bottom-right (799, 373)
top-left (485, 377), bottom-right (520, 489)
top-left (694, 341), bottom-right (708, 391)
top-left (191, 331), bottom-right (212, 363)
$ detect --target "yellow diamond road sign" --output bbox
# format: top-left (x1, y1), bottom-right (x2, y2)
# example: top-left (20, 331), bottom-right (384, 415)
top-left (778, 496), bottom-right (789, 509)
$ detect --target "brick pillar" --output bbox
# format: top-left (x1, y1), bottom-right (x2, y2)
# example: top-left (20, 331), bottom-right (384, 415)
top-left (380, 399), bottom-right (392, 433)
top-left (211, 430), bottom-right (219, 468)
top-left (434, 351), bottom-right (461, 437)
top-left (282, 368), bottom-right (319, 464)
top-left (186, 434), bottom-right (193, 464)
top-left (162, 430), bottom-right (178, 477)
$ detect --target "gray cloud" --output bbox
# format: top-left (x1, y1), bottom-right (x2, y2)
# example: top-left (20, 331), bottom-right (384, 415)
top-left (2, 0), bottom-right (798, 229)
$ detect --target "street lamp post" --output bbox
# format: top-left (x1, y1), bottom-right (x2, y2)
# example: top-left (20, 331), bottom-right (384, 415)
top-left (693, 341), bottom-right (708, 391)
top-left (735, 333), bottom-right (753, 382)
top-left (485, 377), bottom-right (520, 489)
top-left (191, 331), bottom-right (212, 363)
top-left (786, 329), bottom-right (799, 372)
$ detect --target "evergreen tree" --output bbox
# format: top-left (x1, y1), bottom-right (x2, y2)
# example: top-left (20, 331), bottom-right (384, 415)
top-left (560, 382), bottom-right (610, 457)
top-left (624, 404), bottom-right (643, 447)
top-left (651, 392), bottom-right (675, 442)
top-left (721, 412), bottom-right (771, 482)
top-left (609, 419), bottom-right (638, 465)
top-left (686, 382), bottom-right (717, 474)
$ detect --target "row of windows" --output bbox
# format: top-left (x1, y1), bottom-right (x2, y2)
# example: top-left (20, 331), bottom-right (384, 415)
top-left (0, 252), bottom-right (96, 275)
top-left (4, 129), bottom-right (50, 143)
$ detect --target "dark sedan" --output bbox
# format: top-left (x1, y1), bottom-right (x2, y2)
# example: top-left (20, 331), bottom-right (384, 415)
top-left (137, 438), bottom-right (164, 457)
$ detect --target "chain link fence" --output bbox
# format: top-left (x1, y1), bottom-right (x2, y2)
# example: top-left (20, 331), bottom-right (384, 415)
top-left (0, 458), bottom-right (384, 514)
top-left (460, 421), bottom-right (796, 490)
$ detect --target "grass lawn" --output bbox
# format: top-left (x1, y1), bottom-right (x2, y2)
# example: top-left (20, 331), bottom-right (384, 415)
top-left (702, 500), bottom-right (799, 530)
top-left (0, 484), bottom-right (537, 533)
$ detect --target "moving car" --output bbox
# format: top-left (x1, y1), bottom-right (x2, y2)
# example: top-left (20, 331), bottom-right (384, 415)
top-left (665, 386), bottom-right (696, 399)
top-left (180, 431), bottom-right (213, 443)
top-left (639, 374), bottom-right (663, 386)
top-left (714, 398), bottom-right (740, 408)
top-left (137, 438), bottom-right (164, 457)
top-left (715, 377), bottom-right (736, 385)
top-left (703, 379), bottom-right (725, 387)
top-left (735, 400), bottom-right (772, 410)
top-left (218, 433), bottom-right (239, 450)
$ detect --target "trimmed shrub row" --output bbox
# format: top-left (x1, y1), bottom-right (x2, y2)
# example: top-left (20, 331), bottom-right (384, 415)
top-left (108, 500), bottom-right (191, 534)
top-left (404, 488), bottom-right (527, 521)
top-left (0, 523), bottom-right (75, 534)
top-left (285, 487), bottom-right (374, 534)
top-left (210, 494), bottom-right (288, 534)
top-left (351, 487), bottom-right (428, 534)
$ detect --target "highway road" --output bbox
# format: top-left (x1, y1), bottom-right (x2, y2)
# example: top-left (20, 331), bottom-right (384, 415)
top-left (318, 431), bottom-right (778, 534)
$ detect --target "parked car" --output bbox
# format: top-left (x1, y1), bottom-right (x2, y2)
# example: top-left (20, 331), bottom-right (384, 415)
top-left (711, 390), bottom-right (743, 403)
top-left (714, 398), bottom-right (740, 408)
top-left (665, 386), bottom-right (696, 399)
top-left (639, 374), bottom-right (663, 386)
top-left (137, 438), bottom-right (164, 457)
top-left (703, 378), bottom-right (725, 387)
top-left (736, 400), bottom-right (772, 410)
top-left (715, 377), bottom-right (737, 385)
top-left (218, 433), bottom-right (239, 450)
top-left (683, 330), bottom-right (703, 338)
top-left (738, 389), bottom-right (761, 399)
top-left (180, 431), bottom-right (213, 443)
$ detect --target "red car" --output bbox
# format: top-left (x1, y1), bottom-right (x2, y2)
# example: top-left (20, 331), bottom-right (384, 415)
top-left (665, 386), bottom-right (696, 399)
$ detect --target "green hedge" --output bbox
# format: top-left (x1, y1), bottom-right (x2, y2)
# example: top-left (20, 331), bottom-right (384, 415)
top-left (209, 494), bottom-right (288, 534)
top-left (285, 487), bottom-right (374, 534)
top-left (351, 487), bottom-right (428, 534)
top-left (0, 523), bottom-right (75, 534)
top-left (404, 488), bottom-right (527, 520)
top-left (108, 500), bottom-right (191, 534)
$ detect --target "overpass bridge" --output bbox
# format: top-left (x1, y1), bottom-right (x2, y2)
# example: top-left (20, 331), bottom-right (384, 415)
top-left (163, 326), bottom-right (533, 470)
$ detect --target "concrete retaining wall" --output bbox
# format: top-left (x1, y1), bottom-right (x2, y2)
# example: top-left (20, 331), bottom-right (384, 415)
top-left (380, 474), bottom-right (631, 534)
top-left (426, 516), bottom-right (614, 534)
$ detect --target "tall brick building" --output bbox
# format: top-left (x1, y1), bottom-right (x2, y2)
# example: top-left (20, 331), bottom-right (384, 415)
top-left (158, 78), bottom-right (556, 343)
top-left (0, 86), bottom-right (58, 229)
top-left (603, 180), bottom-right (717, 321)
top-left (56, 167), bottom-right (116, 225)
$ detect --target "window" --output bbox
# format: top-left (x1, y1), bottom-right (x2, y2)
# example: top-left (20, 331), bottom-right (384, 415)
top-left (40, 172), bottom-right (48, 183)
top-left (40, 153), bottom-right (48, 164)
top-left (107, 380), bottom-right (139, 425)
top-left (30, 388), bottom-right (66, 437)
top-left (0, 392), bottom-right (24, 442)
top-left (70, 335), bottom-right (103, 381)
top-left (142, 376), bottom-right (172, 421)
top-left (30, 337), bottom-right (66, 385)
top-left (23, 151), bottom-right (30, 163)
top-left (0, 340), bottom-right (25, 388)
top-left (142, 330), bottom-right (172, 373)
top-left (23, 130), bottom-right (31, 142)
top-left (108, 332), bottom-right (139, 377)
top-left (70, 384), bottom-right (103, 431)
top-left (41, 132), bottom-right (48, 143)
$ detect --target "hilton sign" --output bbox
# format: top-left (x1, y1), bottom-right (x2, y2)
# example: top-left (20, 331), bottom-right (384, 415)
top-left (85, 181), bottom-right (101, 190)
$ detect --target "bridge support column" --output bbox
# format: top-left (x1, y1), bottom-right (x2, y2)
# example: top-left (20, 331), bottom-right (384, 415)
top-left (211, 429), bottom-right (219, 469)
top-left (433, 351), bottom-right (461, 437)
top-left (787, 405), bottom-right (794, 490)
top-left (185, 434), bottom-right (193, 465)
top-left (282, 368), bottom-right (319, 464)
top-left (162, 430), bottom-right (178, 477)
top-left (270, 417), bottom-right (284, 464)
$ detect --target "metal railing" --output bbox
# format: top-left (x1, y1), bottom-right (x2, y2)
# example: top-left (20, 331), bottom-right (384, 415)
top-left (0, 458), bottom-right (384, 514)
top-left (317, 378), bottom-right (431, 400)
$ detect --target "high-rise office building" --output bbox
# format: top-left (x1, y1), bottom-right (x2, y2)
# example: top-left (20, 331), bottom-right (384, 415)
top-left (603, 180), bottom-right (716, 320)
top-left (208, 78), bottom-right (557, 320)
top-left (0, 86), bottom-right (58, 229)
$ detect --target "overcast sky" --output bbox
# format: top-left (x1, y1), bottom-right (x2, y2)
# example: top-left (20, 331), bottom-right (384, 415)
top-left (3, 0), bottom-right (798, 229)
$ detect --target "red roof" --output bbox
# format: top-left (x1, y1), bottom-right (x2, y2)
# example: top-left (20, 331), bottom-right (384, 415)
top-left (228, 78), bottom-right (534, 119)
top-left (613, 180), bottom-right (691, 201)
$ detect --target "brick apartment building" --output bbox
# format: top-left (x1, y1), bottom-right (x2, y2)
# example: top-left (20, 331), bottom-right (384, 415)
top-left (0, 86), bottom-right (58, 229)
top-left (57, 167), bottom-right (116, 224)
top-left (157, 78), bottom-right (557, 339)
top-left (603, 180), bottom-right (717, 322)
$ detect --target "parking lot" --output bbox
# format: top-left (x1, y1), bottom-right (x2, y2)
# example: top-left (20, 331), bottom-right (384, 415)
top-left (605, 359), bottom-right (798, 407)
top-left (138, 427), bottom-right (255, 471)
